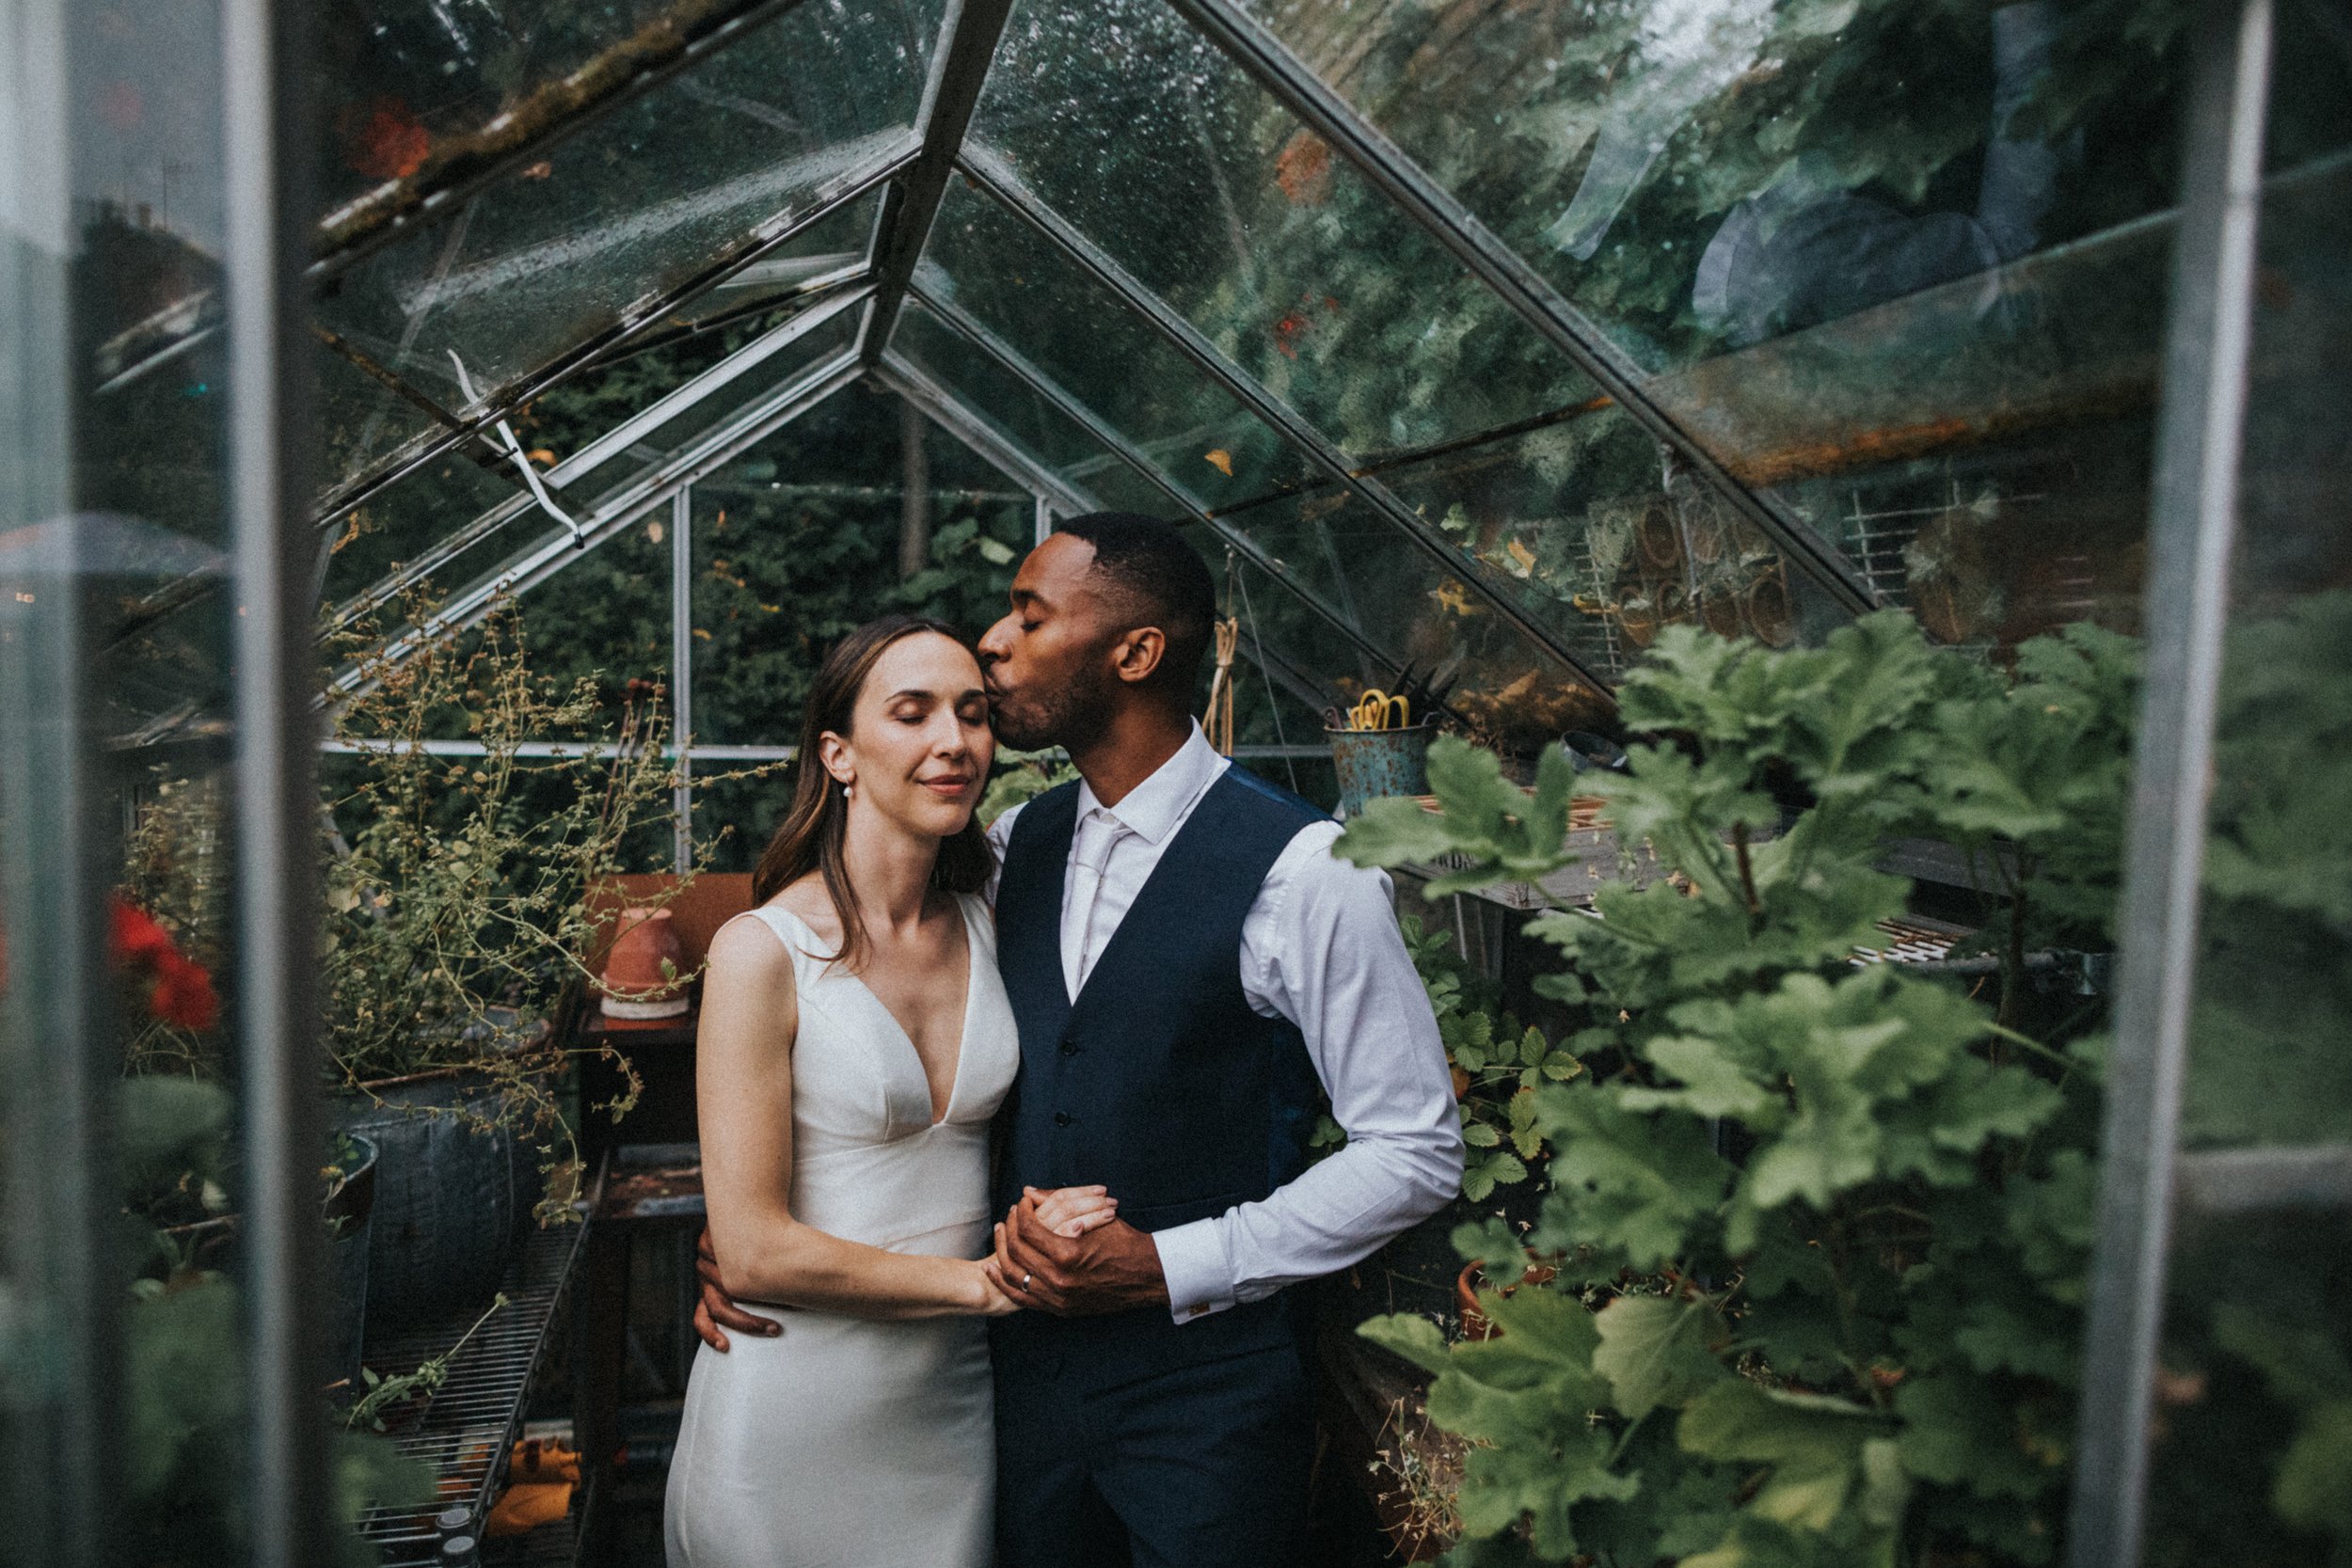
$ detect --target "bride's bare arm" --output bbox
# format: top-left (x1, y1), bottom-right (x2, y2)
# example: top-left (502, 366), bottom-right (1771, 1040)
top-left (696, 915), bottom-right (1014, 1322)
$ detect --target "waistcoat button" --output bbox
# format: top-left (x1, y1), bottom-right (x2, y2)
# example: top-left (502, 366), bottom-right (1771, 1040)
top-left (1053, 1110), bottom-right (1073, 1128)
top-left (1058, 1037), bottom-right (1080, 1056)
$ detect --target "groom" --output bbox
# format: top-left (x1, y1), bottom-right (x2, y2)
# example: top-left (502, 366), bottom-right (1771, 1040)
top-left (697, 514), bottom-right (1461, 1565)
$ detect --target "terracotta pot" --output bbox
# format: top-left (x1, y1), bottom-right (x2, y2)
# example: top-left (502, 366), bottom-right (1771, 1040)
top-left (599, 906), bottom-right (688, 1021)
top-left (1456, 1258), bottom-right (1561, 1341)
top-left (1686, 512), bottom-right (1726, 564)
top-left (1743, 575), bottom-right (1795, 647)
top-left (1700, 588), bottom-right (1743, 638)
top-left (1617, 599), bottom-right (1660, 648)
top-left (1636, 499), bottom-right (1683, 572)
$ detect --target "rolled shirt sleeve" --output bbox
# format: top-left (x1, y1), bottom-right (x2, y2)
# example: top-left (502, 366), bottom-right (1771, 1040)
top-left (1151, 819), bottom-right (1464, 1323)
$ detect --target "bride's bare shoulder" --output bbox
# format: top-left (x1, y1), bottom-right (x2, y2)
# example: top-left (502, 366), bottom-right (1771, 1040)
top-left (707, 912), bottom-right (790, 976)
top-left (710, 878), bottom-right (839, 974)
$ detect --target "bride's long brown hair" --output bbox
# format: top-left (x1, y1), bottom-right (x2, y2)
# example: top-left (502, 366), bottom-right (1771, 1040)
top-left (750, 615), bottom-right (994, 971)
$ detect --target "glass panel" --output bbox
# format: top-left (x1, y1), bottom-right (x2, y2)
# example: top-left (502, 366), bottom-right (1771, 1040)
top-left (327, 312), bottom-right (863, 625)
top-left (1238, 0), bottom-right (2348, 658)
top-left (2140, 62), bottom-right (2352, 1568)
top-left (1241, 0), bottom-right (2194, 374)
top-left (1766, 408), bottom-right (2156, 652)
top-left (692, 768), bottom-right (799, 875)
top-left (649, 185), bottom-right (879, 337)
top-left (316, 335), bottom-right (445, 492)
top-left (4, 6), bottom-right (265, 1561)
top-left (60, 3), bottom-right (229, 351)
top-left (318, 0), bottom-right (682, 219)
top-left (319, 448), bottom-right (526, 612)
top-left (520, 301), bottom-right (866, 489)
top-left (1212, 486), bottom-right (1611, 751)
top-left (1372, 402), bottom-right (1814, 682)
top-left (1173, 539), bottom-right (1343, 813)
top-left (314, 195), bottom-right (874, 507)
top-left (916, 181), bottom-right (1318, 507)
top-left (688, 388), bottom-right (1033, 745)
top-left (510, 505), bottom-right (674, 721)
top-left (971, 0), bottom-right (1599, 456)
top-left (890, 301), bottom-right (1173, 515)
top-left (315, 0), bottom-right (938, 490)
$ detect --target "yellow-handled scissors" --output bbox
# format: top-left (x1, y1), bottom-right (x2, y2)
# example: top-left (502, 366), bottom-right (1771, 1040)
top-left (1348, 689), bottom-right (1411, 731)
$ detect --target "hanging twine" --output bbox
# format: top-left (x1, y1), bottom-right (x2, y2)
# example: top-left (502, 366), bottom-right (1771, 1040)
top-left (1202, 615), bottom-right (1240, 755)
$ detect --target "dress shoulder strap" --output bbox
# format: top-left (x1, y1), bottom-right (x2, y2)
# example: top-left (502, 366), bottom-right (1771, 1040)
top-left (733, 904), bottom-right (841, 983)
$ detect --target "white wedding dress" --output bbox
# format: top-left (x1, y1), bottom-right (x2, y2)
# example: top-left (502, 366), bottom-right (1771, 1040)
top-left (665, 895), bottom-right (1018, 1568)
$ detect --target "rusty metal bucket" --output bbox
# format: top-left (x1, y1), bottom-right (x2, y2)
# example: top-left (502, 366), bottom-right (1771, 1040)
top-left (1327, 721), bottom-right (1439, 816)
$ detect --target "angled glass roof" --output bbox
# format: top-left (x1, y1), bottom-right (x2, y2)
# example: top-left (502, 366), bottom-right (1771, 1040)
top-left (315, 0), bottom-right (2266, 715)
top-left (312, 0), bottom-right (937, 504)
top-left (970, 0), bottom-right (1602, 454)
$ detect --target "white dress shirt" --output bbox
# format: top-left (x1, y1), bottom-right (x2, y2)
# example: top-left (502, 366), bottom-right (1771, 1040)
top-left (988, 725), bottom-right (1464, 1323)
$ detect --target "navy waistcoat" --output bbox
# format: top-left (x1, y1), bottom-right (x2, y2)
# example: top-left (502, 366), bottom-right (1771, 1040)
top-left (991, 767), bottom-right (1327, 1377)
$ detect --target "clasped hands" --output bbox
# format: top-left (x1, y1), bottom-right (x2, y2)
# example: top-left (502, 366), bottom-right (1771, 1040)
top-left (983, 1185), bottom-right (1168, 1317)
top-left (692, 1184), bottom-right (1167, 1350)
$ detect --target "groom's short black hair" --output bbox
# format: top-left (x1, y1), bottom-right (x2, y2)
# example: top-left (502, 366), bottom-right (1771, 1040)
top-left (1057, 513), bottom-right (1217, 697)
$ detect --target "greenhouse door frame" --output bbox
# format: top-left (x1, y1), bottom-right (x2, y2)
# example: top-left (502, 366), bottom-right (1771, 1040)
top-left (2068, 1), bottom-right (2285, 1563)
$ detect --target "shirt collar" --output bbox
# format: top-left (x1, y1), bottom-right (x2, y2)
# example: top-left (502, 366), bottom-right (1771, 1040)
top-left (1073, 722), bottom-right (1227, 846)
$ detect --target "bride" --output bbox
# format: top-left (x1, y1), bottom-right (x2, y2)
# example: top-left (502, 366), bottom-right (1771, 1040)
top-left (665, 615), bottom-right (1114, 1568)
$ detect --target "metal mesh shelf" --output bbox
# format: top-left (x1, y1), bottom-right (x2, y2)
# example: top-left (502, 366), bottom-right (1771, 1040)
top-left (353, 1214), bottom-right (592, 1566)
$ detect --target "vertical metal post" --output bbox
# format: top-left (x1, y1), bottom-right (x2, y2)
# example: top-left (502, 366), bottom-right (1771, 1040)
top-left (672, 484), bottom-right (694, 871)
top-left (223, 0), bottom-right (326, 1560)
top-left (0, 10), bottom-right (118, 1560)
top-left (1034, 492), bottom-right (1052, 544)
top-left (2067, 3), bottom-right (2272, 1563)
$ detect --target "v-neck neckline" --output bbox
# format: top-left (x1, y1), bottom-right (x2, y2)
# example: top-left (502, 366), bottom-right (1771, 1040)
top-left (768, 895), bottom-right (979, 1130)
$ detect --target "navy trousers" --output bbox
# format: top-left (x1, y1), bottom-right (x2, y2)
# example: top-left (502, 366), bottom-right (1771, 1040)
top-left (993, 1341), bottom-right (1312, 1568)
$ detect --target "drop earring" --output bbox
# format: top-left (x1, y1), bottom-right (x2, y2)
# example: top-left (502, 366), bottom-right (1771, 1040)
top-left (842, 782), bottom-right (853, 801)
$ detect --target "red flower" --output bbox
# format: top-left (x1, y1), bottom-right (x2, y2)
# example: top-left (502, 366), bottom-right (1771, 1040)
top-left (1272, 309), bottom-right (1310, 359)
top-left (150, 957), bottom-right (219, 1033)
top-left (346, 97), bottom-right (431, 182)
top-left (109, 897), bottom-right (220, 1032)
top-left (110, 898), bottom-right (175, 964)
top-left (1274, 131), bottom-right (1332, 207)
top-left (1270, 292), bottom-right (1342, 361)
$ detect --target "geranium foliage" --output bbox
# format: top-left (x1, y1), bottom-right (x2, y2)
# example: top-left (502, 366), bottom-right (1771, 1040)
top-left (1338, 612), bottom-right (2132, 1566)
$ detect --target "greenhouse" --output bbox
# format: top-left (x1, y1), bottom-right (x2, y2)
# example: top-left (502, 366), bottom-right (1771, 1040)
top-left (3, 0), bottom-right (2346, 1561)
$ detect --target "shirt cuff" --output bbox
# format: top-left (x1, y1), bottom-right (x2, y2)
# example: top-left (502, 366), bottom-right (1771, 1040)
top-left (1149, 1219), bottom-right (1236, 1325)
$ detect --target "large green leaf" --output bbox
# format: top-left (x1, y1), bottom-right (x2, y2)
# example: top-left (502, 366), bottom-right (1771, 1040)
top-left (1677, 1380), bottom-right (1895, 1532)
top-left (1593, 1294), bottom-right (1731, 1418)
top-left (1538, 1088), bottom-right (1731, 1269)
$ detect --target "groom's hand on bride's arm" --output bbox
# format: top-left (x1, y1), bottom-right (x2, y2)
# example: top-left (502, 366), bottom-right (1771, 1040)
top-left (692, 1226), bottom-right (782, 1352)
top-left (993, 1188), bottom-right (1168, 1316)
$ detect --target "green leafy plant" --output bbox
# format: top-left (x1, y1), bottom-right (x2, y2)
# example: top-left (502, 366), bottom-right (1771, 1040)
top-left (1336, 612), bottom-right (2134, 1567)
top-left (1401, 915), bottom-right (1581, 1203)
top-left (323, 594), bottom-right (688, 1209)
top-left (115, 1077), bottom-right (433, 1568)
top-left (978, 748), bottom-right (1081, 829)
